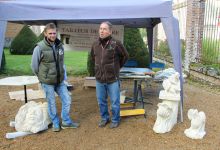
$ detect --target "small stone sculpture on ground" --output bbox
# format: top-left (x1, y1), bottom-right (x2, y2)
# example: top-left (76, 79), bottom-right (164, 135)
top-left (184, 109), bottom-right (206, 139)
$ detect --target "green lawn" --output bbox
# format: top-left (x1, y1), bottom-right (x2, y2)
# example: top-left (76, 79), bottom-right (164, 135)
top-left (64, 50), bottom-right (88, 75)
top-left (2, 49), bottom-right (88, 76)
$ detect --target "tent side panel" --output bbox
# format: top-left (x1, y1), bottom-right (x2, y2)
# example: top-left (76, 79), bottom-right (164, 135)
top-left (0, 21), bottom-right (7, 67)
top-left (161, 17), bottom-right (184, 122)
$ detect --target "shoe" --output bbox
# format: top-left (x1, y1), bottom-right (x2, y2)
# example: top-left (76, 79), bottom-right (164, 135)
top-left (52, 124), bottom-right (61, 132)
top-left (98, 119), bottom-right (110, 128)
top-left (61, 122), bottom-right (80, 129)
top-left (109, 122), bottom-right (119, 129)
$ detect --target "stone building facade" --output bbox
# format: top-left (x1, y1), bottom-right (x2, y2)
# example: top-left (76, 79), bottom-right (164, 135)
top-left (5, 22), bottom-right (24, 47)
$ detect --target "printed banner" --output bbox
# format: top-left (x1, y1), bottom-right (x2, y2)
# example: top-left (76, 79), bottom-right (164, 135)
top-left (58, 23), bottom-right (124, 51)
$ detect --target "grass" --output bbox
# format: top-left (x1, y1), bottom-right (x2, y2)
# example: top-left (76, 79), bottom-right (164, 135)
top-left (187, 76), bottom-right (220, 94)
top-left (202, 39), bottom-right (220, 66)
top-left (1, 49), bottom-right (89, 76)
top-left (64, 50), bottom-right (88, 76)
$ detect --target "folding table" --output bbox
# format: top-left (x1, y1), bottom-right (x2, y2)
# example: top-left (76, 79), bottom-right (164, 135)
top-left (119, 67), bottom-right (154, 117)
top-left (0, 76), bottom-right (39, 103)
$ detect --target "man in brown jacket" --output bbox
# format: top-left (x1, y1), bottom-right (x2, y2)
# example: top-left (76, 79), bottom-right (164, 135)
top-left (91, 21), bottom-right (129, 128)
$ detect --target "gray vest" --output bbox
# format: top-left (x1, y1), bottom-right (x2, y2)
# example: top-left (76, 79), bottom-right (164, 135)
top-left (37, 39), bottom-right (64, 85)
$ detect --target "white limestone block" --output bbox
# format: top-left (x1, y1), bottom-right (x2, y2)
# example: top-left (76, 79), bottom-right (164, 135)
top-left (15, 101), bottom-right (51, 133)
top-left (120, 95), bottom-right (126, 104)
top-left (120, 90), bottom-right (126, 104)
top-left (184, 109), bottom-right (206, 139)
top-left (6, 131), bottom-right (33, 139)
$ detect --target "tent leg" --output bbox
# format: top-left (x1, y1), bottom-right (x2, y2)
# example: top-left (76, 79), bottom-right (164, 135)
top-left (0, 21), bottom-right (7, 67)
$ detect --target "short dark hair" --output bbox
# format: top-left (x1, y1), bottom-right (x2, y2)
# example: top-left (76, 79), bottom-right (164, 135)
top-left (101, 21), bottom-right (113, 30)
top-left (44, 23), bottom-right (57, 32)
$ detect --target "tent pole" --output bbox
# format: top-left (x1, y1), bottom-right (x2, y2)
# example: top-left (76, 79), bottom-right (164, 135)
top-left (146, 27), bottom-right (153, 64)
top-left (0, 21), bottom-right (7, 68)
top-left (161, 17), bottom-right (183, 122)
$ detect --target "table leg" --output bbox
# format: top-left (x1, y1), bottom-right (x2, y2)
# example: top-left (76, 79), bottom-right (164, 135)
top-left (137, 81), bottom-right (153, 107)
top-left (133, 80), bottom-right (138, 102)
top-left (137, 83), bottom-right (145, 109)
top-left (24, 85), bottom-right (27, 103)
top-left (120, 79), bottom-right (146, 117)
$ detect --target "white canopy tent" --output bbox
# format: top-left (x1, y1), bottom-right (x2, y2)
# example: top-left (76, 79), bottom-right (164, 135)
top-left (0, 0), bottom-right (184, 121)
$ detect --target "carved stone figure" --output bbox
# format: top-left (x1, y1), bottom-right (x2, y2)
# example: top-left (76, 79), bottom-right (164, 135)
top-left (184, 109), bottom-right (206, 139)
top-left (153, 72), bottom-right (180, 133)
top-left (159, 72), bottom-right (181, 101)
top-left (15, 101), bottom-right (51, 133)
top-left (153, 100), bottom-right (179, 133)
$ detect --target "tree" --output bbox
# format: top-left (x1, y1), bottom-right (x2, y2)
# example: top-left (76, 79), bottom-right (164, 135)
top-left (124, 28), bottom-right (149, 67)
top-left (10, 25), bottom-right (37, 55)
top-left (87, 52), bottom-right (95, 76)
top-left (37, 32), bottom-right (44, 43)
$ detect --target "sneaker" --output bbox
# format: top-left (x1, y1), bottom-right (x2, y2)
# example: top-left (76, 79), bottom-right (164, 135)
top-left (52, 124), bottom-right (61, 132)
top-left (98, 119), bottom-right (110, 128)
top-left (61, 122), bottom-right (80, 129)
top-left (109, 122), bottom-right (119, 129)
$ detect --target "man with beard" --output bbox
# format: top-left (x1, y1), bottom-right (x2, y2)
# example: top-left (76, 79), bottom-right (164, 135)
top-left (31, 23), bottom-right (79, 132)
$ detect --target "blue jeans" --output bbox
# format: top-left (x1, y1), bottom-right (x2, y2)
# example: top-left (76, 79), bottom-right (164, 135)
top-left (96, 80), bottom-right (120, 123)
top-left (41, 81), bottom-right (73, 126)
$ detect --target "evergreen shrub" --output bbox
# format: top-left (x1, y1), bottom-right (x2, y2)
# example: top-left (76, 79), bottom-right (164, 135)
top-left (37, 32), bottom-right (44, 42)
top-left (10, 25), bottom-right (37, 55)
top-left (124, 28), bottom-right (149, 67)
top-left (87, 52), bottom-right (95, 76)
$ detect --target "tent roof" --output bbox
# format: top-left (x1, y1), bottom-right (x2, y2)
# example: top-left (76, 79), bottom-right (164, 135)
top-left (0, 0), bottom-right (184, 121)
top-left (0, 0), bottom-right (171, 27)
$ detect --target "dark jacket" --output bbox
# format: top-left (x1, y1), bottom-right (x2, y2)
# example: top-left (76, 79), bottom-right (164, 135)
top-left (37, 38), bottom-right (64, 85)
top-left (91, 36), bottom-right (129, 83)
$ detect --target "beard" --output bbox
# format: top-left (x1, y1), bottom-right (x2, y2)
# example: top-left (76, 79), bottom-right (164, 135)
top-left (47, 37), bottom-right (55, 43)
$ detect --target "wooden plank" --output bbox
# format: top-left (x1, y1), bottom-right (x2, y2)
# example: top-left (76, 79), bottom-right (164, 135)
top-left (84, 77), bottom-right (96, 87)
top-left (9, 89), bottom-right (34, 100)
top-left (8, 89), bottom-right (72, 101)
top-left (120, 102), bottom-right (135, 109)
top-left (9, 90), bottom-right (45, 101)
top-left (120, 109), bottom-right (145, 117)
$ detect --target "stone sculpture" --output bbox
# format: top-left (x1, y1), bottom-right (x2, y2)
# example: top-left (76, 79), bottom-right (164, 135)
top-left (184, 109), bottom-right (206, 139)
top-left (6, 101), bottom-right (51, 139)
top-left (15, 101), bottom-right (51, 133)
top-left (159, 72), bottom-right (181, 100)
top-left (153, 72), bottom-right (180, 133)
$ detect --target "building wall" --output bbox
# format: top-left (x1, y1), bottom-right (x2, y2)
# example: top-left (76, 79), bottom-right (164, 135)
top-left (5, 23), bottom-right (44, 48)
top-left (5, 22), bottom-right (23, 47)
